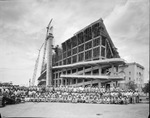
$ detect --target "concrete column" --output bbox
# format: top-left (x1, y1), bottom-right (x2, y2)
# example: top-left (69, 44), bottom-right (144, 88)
top-left (91, 67), bottom-right (93, 87)
top-left (111, 65), bottom-right (115, 76)
top-left (83, 67), bottom-right (85, 75)
top-left (116, 66), bottom-right (118, 72)
top-left (70, 79), bottom-right (73, 85)
top-left (54, 80), bottom-right (56, 85)
top-left (76, 79), bottom-right (78, 86)
top-left (99, 66), bottom-right (102, 75)
top-left (57, 79), bottom-right (60, 86)
top-left (110, 81), bottom-right (113, 88)
top-left (54, 80), bottom-right (55, 87)
top-left (46, 33), bottom-right (53, 87)
top-left (61, 78), bottom-right (63, 86)
top-left (65, 79), bottom-right (67, 85)
top-left (91, 80), bottom-right (93, 87)
top-left (82, 79), bottom-right (85, 87)
top-left (98, 81), bottom-right (101, 88)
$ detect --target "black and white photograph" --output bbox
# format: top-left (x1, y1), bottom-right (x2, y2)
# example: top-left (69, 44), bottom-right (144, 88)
top-left (0, 0), bottom-right (149, 118)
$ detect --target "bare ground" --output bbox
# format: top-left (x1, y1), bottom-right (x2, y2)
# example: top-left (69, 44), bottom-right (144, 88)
top-left (0, 102), bottom-right (149, 118)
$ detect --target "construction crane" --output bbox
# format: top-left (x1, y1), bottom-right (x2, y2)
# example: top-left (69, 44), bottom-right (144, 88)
top-left (41, 19), bottom-right (53, 74)
top-left (32, 43), bottom-right (44, 86)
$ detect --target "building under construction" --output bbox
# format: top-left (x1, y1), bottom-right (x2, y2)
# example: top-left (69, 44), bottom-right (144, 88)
top-left (37, 18), bottom-right (126, 89)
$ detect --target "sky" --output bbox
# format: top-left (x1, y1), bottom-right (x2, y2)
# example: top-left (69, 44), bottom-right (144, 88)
top-left (0, 0), bottom-right (149, 86)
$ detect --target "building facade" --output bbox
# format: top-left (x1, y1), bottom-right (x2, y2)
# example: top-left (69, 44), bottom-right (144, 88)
top-left (118, 62), bottom-right (144, 91)
top-left (38, 18), bottom-right (126, 89)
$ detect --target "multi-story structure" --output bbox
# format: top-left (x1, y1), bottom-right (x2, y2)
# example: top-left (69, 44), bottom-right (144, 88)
top-left (118, 62), bottom-right (144, 91)
top-left (38, 18), bottom-right (126, 89)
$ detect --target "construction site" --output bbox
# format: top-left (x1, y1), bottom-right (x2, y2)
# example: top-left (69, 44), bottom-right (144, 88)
top-left (0, 18), bottom-right (148, 118)
top-left (31, 18), bottom-right (127, 89)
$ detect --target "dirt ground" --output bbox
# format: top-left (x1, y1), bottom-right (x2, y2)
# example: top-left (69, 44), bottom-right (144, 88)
top-left (0, 102), bottom-right (149, 118)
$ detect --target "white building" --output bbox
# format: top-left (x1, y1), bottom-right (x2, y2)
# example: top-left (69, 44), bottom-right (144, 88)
top-left (118, 62), bottom-right (144, 91)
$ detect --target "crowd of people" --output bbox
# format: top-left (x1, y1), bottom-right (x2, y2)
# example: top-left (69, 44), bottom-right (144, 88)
top-left (0, 85), bottom-right (140, 106)
top-left (0, 86), bottom-right (26, 106)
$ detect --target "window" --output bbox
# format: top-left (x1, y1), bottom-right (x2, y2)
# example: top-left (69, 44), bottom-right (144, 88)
top-left (67, 70), bottom-right (71, 74)
top-left (72, 69), bottom-right (76, 73)
top-left (78, 79), bottom-right (83, 83)
top-left (78, 44), bottom-right (84, 52)
top-left (93, 38), bottom-right (100, 47)
top-left (93, 69), bottom-right (99, 75)
top-left (85, 50), bottom-right (92, 60)
top-left (63, 71), bottom-right (66, 74)
top-left (56, 73), bottom-right (58, 78)
top-left (77, 32), bottom-right (84, 45)
top-left (72, 55), bottom-right (77, 63)
top-left (62, 42), bottom-right (66, 52)
top-left (73, 48), bottom-right (77, 55)
top-left (53, 74), bottom-right (55, 79)
top-left (63, 52), bottom-right (66, 59)
top-left (85, 71), bottom-right (91, 75)
top-left (71, 36), bottom-right (77, 47)
top-left (78, 67), bottom-right (83, 72)
top-left (85, 41), bottom-right (92, 50)
top-left (85, 66), bottom-right (91, 69)
top-left (58, 54), bottom-right (62, 61)
top-left (92, 23), bottom-right (100, 38)
top-left (129, 77), bottom-right (131, 80)
top-left (59, 61), bottom-right (62, 65)
top-left (63, 59), bottom-right (66, 65)
top-left (101, 47), bottom-right (105, 57)
top-left (101, 36), bottom-right (106, 46)
top-left (67, 50), bottom-right (71, 57)
top-left (66, 39), bottom-right (71, 50)
top-left (84, 27), bottom-right (92, 42)
top-left (93, 47), bottom-right (100, 57)
top-left (67, 57), bottom-right (71, 64)
top-left (78, 53), bottom-right (84, 62)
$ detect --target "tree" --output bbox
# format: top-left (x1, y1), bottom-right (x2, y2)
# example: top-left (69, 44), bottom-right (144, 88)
top-left (142, 80), bottom-right (149, 94)
top-left (126, 81), bottom-right (137, 91)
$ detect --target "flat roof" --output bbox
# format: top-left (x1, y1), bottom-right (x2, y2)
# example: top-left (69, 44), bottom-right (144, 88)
top-left (52, 58), bottom-right (125, 70)
top-left (127, 62), bottom-right (144, 69)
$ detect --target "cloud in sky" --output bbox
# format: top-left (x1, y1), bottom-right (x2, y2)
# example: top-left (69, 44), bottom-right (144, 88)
top-left (0, 0), bottom-right (149, 85)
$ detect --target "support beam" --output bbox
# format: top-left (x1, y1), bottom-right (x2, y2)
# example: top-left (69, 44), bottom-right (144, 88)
top-left (106, 39), bottom-right (113, 57)
top-left (99, 66), bottom-right (102, 75)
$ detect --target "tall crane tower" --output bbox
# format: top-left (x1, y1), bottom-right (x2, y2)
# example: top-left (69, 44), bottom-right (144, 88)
top-left (32, 18), bottom-right (54, 87)
top-left (31, 43), bottom-right (44, 86)
top-left (41, 19), bottom-right (53, 74)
